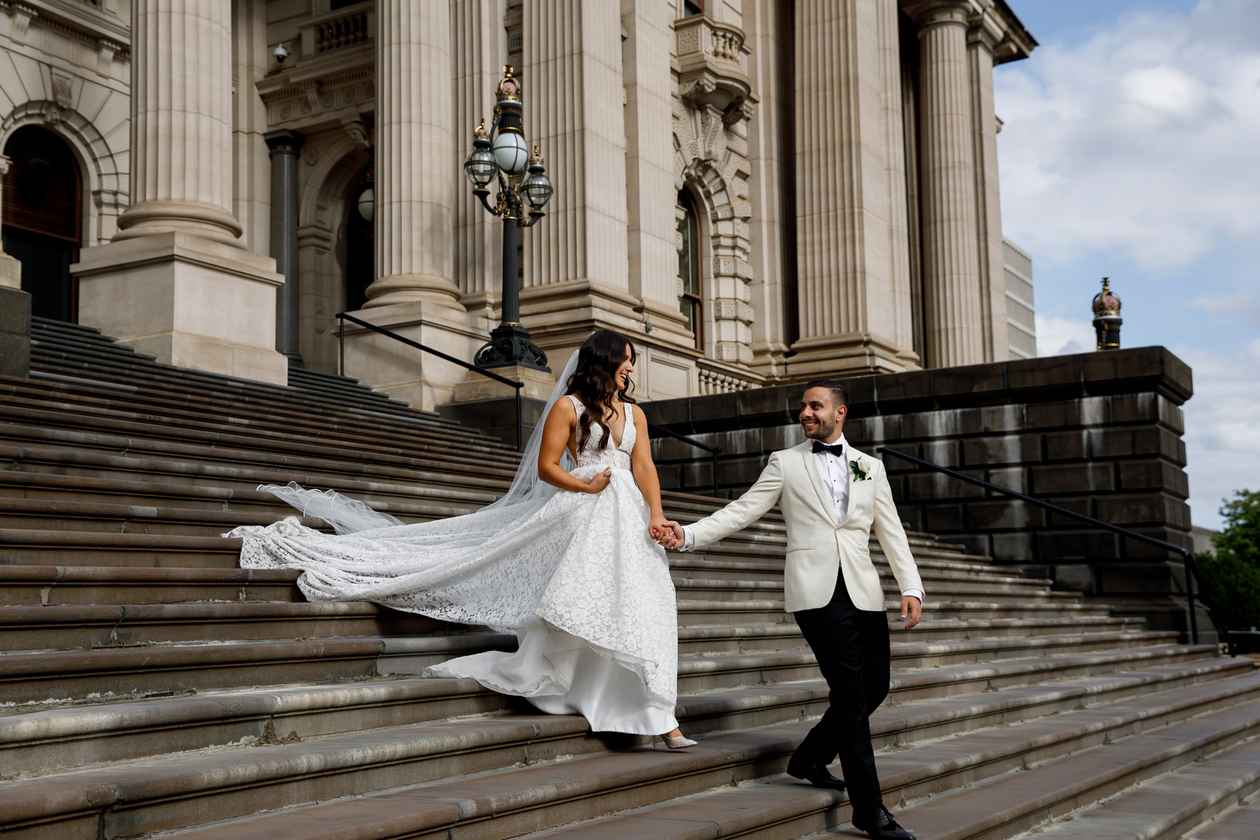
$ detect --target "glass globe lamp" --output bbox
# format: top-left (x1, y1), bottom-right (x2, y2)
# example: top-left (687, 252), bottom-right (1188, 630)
top-left (522, 150), bottom-right (553, 210)
top-left (492, 130), bottom-right (529, 176)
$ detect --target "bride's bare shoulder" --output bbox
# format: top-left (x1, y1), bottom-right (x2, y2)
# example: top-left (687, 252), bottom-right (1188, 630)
top-left (546, 394), bottom-right (579, 425)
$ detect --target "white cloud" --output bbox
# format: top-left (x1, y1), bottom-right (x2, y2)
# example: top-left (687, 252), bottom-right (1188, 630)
top-left (1035, 313), bottom-right (1095, 356)
top-left (996, 1), bottom-right (1260, 268)
top-left (1190, 293), bottom-right (1260, 324)
top-left (1175, 342), bottom-right (1260, 529)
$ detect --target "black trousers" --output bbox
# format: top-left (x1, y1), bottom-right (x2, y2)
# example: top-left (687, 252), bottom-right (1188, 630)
top-left (791, 574), bottom-right (892, 823)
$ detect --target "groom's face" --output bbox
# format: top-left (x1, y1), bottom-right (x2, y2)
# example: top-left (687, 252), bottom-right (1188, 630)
top-left (799, 387), bottom-right (847, 442)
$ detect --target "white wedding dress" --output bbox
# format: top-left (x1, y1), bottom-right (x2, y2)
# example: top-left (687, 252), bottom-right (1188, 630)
top-left (228, 387), bottom-right (680, 736)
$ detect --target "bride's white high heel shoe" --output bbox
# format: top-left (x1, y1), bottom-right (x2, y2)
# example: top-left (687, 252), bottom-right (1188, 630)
top-left (657, 731), bottom-right (699, 750)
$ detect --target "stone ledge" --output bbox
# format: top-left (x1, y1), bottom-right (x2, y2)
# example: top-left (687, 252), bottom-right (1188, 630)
top-left (646, 347), bottom-right (1193, 433)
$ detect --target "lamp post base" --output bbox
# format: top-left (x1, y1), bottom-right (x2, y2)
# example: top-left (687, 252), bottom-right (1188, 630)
top-left (474, 322), bottom-right (550, 372)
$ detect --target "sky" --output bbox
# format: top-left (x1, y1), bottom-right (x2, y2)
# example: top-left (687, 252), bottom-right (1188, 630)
top-left (994, 0), bottom-right (1260, 530)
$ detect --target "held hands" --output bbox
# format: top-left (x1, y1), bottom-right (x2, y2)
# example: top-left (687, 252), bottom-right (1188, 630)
top-left (651, 519), bottom-right (685, 550)
top-left (901, 595), bottom-right (923, 630)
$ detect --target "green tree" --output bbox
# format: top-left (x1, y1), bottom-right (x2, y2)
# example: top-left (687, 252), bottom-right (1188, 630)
top-left (1213, 489), bottom-right (1260, 566)
top-left (1197, 489), bottom-right (1260, 632)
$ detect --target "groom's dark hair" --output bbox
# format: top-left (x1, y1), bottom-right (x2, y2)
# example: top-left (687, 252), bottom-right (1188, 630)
top-left (803, 379), bottom-right (849, 408)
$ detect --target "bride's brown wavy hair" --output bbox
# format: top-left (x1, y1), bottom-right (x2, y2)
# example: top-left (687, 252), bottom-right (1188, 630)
top-left (565, 329), bottom-right (638, 452)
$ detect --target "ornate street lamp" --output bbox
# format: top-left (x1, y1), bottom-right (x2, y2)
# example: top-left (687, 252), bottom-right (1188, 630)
top-left (463, 65), bottom-right (554, 371)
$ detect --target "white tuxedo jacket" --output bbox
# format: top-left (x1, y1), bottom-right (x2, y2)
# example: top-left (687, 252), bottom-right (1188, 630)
top-left (685, 442), bottom-right (924, 613)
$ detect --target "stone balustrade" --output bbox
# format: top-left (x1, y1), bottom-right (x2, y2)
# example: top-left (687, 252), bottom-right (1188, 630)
top-left (673, 14), bottom-right (752, 122)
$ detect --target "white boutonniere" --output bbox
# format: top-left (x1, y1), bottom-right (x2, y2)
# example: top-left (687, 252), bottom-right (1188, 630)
top-left (849, 459), bottom-right (871, 482)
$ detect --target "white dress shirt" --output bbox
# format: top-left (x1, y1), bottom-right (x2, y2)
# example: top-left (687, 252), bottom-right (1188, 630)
top-left (683, 433), bottom-right (923, 604)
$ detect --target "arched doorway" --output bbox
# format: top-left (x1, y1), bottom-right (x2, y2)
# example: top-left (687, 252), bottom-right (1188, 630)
top-left (2, 125), bottom-right (82, 322)
top-left (342, 169), bottom-right (374, 313)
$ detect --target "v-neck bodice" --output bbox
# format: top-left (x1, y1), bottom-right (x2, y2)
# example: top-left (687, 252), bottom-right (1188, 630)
top-left (567, 395), bottom-right (636, 471)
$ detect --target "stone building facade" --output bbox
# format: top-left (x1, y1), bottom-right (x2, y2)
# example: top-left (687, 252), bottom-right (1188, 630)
top-left (0, 0), bottom-right (1036, 409)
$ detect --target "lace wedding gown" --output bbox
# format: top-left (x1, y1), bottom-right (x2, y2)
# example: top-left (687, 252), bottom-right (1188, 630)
top-left (229, 395), bottom-right (679, 735)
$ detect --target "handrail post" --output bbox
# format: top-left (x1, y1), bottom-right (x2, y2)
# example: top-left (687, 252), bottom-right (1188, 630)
top-left (514, 386), bottom-right (523, 452)
top-left (1182, 549), bottom-right (1200, 646)
top-left (337, 315), bottom-right (345, 377)
top-left (711, 451), bottom-right (719, 497)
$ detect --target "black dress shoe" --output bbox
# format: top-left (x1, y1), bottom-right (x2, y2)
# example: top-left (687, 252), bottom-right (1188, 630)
top-left (852, 806), bottom-right (916, 840)
top-left (785, 755), bottom-right (846, 791)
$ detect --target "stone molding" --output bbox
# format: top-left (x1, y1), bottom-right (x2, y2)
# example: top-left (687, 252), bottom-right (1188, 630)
top-left (5, 0), bottom-right (130, 56)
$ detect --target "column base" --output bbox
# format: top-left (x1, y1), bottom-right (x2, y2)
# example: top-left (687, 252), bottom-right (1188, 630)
top-left (786, 333), bottom-right (921, 379)
top-left (340, 300), bottom-right (481, 412)
top-left (0, 286), bottom-right (31, 378)
top-left (450, 363), bottom-right (556, 403)
top-left (72, 233), bottom-right (288, 385)
top-left (0, 252), bottom-right (20, 290)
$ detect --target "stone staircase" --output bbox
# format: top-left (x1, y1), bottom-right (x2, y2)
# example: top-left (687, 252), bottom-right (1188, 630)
top-left (0, 317), bottom-right (1254, 840)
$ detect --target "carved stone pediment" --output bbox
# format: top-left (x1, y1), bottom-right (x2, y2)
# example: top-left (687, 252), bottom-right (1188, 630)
top-left (673, 15), bottom-right (754, 127)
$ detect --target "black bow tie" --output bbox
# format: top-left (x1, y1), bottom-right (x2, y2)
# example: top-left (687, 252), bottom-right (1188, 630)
top-left (812, 441), bottom-right (845, 458)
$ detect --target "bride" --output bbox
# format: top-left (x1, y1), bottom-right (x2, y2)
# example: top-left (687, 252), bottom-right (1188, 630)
top-left (228, 330), bottom-right (695, 747)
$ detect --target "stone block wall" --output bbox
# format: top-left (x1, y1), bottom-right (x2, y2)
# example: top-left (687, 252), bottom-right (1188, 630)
top-left (0, 287), bottom-right (31, 378)
top-left (645, 347), bottom-right (1202, 632)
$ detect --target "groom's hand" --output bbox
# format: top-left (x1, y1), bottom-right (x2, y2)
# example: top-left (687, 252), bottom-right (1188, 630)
top-left (658, 520), bottom-right (684, 550)
top-left (901, 596), bottom-right (922, 630)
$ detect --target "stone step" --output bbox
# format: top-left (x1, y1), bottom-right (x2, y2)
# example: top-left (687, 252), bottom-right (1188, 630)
top-left (18, 367), bottom-right (461, 437)
top-left (24, 338), bottom-right (455, 426)
top-left (24, 354), bottom-right (445, 435)
top-left (1008, 736), bottom-right (1260, 839)
top-left (518, 683), bottom-right (1260, 840)
top-left (0, 528), bottom-right (995, 580)
top-left (86, 671), bottom-right (1260, 840)
top-left (0, 415), bottom-right (517, 487)
top-left (2, 648), bottom-right (1243, 786)
top-left (0, 591), bottom-right (1104, 652)
top-left (1185, 789), bottom-right (1260, 839)
top-left (0, 389), bottom-right (502, 466)
top-left (0, 491), bottom-right (983, 573)
top-left (0, 627), bottom-right (1184, 706)
top-left (675, 598), bottom-right (1115, 628)
top-left (10, 441), bottom-right (979, 562)
top-left (5, 369), bottom-right (475, 446)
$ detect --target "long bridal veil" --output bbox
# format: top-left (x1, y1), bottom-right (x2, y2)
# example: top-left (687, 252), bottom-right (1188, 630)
top-left (228, 351), bottom-right (584, 632)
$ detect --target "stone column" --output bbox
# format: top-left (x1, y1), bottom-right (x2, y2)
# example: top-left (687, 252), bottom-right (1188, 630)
top-left (232, 0), bottom-right (272, 255)
top-left (622, 0), bottom-right (687, 333)
top-left (0, 155), bottom-right (20, 290)
top-left (340, 0), bottom-right (477, 410)
top-left (365, 0), bottom-right (462, 309)
top-left (71, 0), bottom-right (287, 385)
top-left (745, 0), bottom-right (789, 377)
top-left (519, 0), bottom-right (636, 355)
top-left (909, 0), bottom-right (985, 368)
top-left (266, 130), bottom-right (303, 365)
top-left (452, 0), bottom-right (505, 333)
top-left (790, 0), bottom-right (916, 377)
top-left (969, 19), bottom-right (1008, 362)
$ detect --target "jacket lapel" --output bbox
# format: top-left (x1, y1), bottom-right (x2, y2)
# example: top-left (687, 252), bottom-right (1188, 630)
top-left (798, 444), bottom-right (837, 522)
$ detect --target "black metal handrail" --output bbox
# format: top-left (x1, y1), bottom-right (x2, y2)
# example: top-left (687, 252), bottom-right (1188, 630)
top-left (336, 312), bottom-right (526, 450)
top-left (648, 424), bottom-right (721, 497)
top-left (879, 446), bottom-right (1217, 647)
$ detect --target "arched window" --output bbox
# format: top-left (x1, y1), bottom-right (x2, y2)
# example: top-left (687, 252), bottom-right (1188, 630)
top-left (676, 189), bottom-right (703, 351)
top-left (1, 125), bottom-right (82, 322)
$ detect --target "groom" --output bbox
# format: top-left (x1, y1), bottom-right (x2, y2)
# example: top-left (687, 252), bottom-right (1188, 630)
top-left (662, 380), bottom-right (923, 840)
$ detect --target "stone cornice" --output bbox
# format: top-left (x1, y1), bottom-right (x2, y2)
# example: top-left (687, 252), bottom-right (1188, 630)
top-left (6, 0), bottom-right (130, 51)
top-left (646, 347), bottom-right (1194, 432)
top-left (901, 0), bottom-right (1035, 63)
